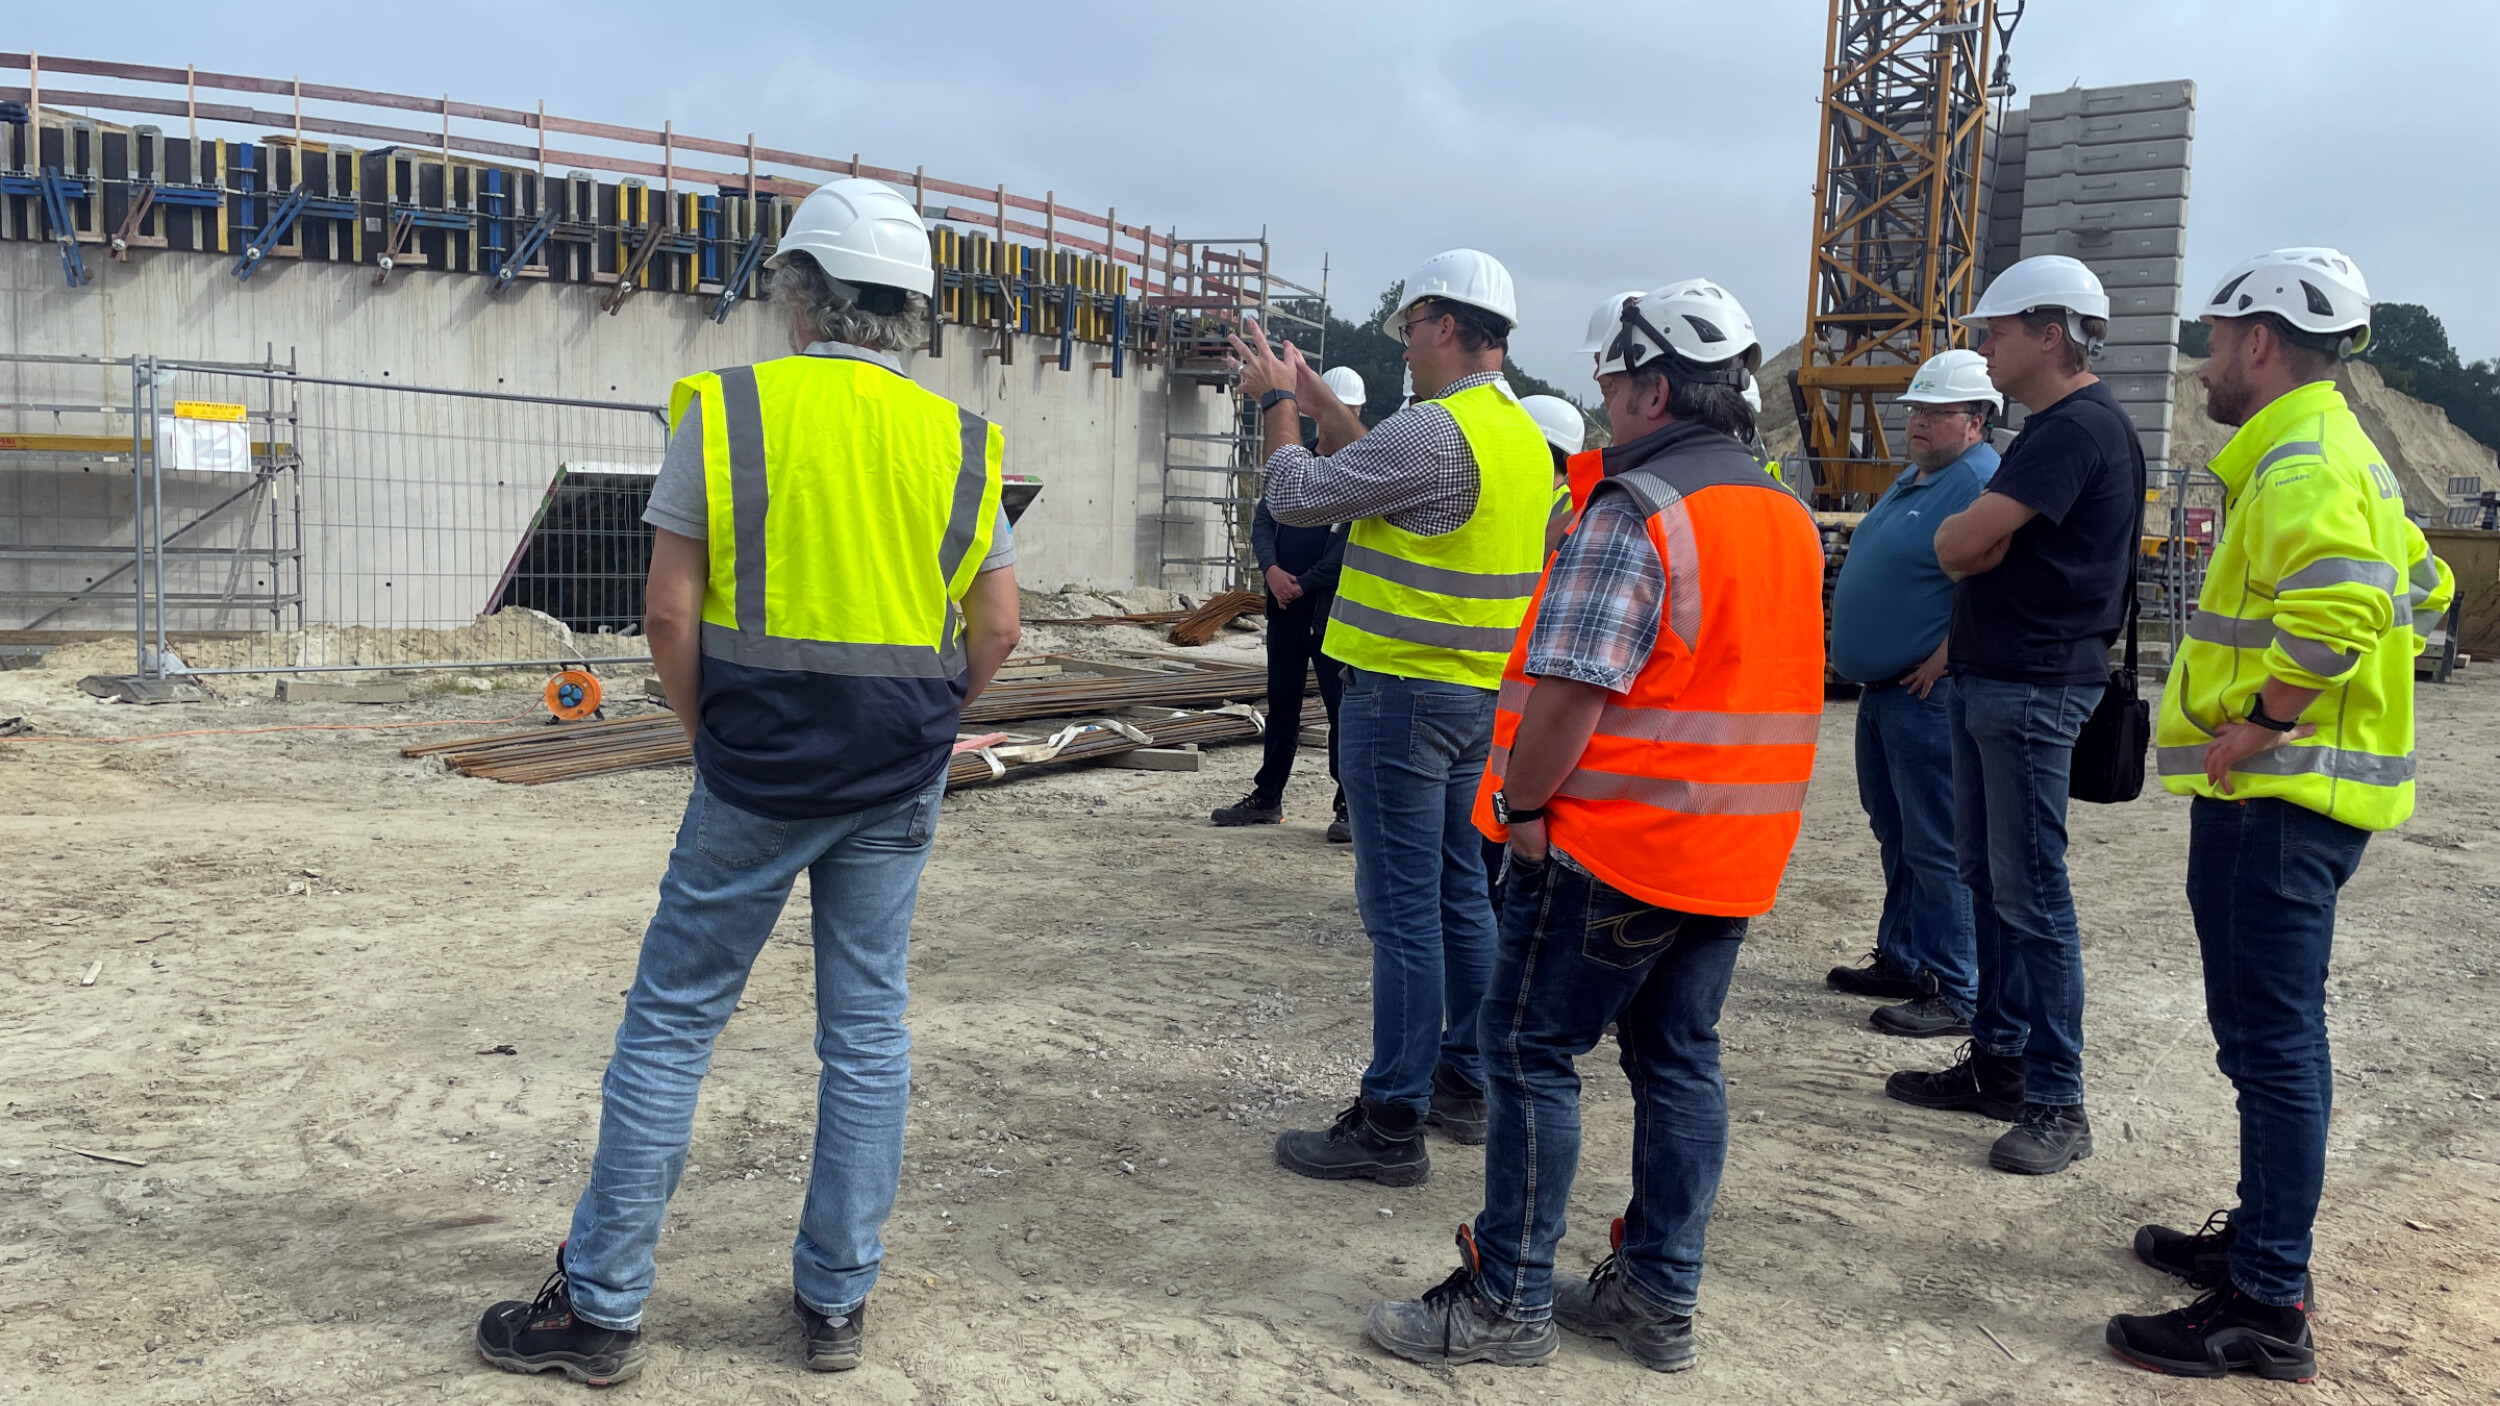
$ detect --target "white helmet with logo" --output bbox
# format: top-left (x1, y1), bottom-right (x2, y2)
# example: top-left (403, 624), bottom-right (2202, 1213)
top-left (2199, 247), bottom-right (2373, 357)
top-left (1518, 395), bottom-right (1585, 455)
top-left (1595, 278), bottom-right (1761, 385)
top-left (767, 177), bottom-right (934, 296)
top-left (1898, 348), bottom-right (2005, 412)
top-left (1578, 290), bottom-right (1646, 355)
top-left (1387, 249), bottom-right (1518, 344)
top-left (1321, 366), bottom-right (1368, 412)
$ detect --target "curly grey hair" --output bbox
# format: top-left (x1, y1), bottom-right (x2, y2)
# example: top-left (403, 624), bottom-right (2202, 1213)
top-left (769, 254), bottom-right (929, 354)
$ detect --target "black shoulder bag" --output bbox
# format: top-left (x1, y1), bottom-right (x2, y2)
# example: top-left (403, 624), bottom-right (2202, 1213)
top-left (2069, 437), bottom-right (2150, 804)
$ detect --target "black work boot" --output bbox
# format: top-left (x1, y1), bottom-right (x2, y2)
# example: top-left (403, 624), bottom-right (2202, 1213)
top-left (475, 1249), bottom-right (647, 1388)
top-left (1869, 994), bottom-right (1971, 1038)
top-left (1275, 1099), bottom-right (1429, 1186)
top-left (1365, 1226), bottom-right (1559, 1367)
top-left (1989, 1101), bottom-right (2093, 1175)
top-left (1554, 1217), bottom-right (1697, 1372)
top-left (2106, 1286), bottom-right (2316, 1381)
top-left (792, 1295), bottom-right (864, 1372)
top-left (1826, 948), bottom-right (1924, 1000)
top-left (2135, 1210), bottom-right (2235, 1288)
top-left (1426, 1066), bottom-right (1488, 1145)
top-left (1211, 791), bottom-right (1283, 826)
top-left (1326, 805), bottom-right (1352, 844)
top-left (1885, 1041), bottom-right (2025, 1119)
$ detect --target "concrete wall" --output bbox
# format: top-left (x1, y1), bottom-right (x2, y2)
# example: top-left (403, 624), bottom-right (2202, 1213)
top-left (2, 240), bottom-right (1230, 631)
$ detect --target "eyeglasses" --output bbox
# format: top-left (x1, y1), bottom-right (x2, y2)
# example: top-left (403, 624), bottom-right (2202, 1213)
top-left (1398, 312), bottom-right (1446, 341)
top-left (1904, 404), bottom-right (1981, 422)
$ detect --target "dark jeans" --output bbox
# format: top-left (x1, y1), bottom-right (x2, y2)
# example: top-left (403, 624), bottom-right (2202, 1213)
top-left (1251, 590), bottom-right (1344, 807)
top-left (1951, 675), bottom-right (2102, 1105)
top-left (1472, 848), bottom-right (1746, 1320)
top-left (1855, 680), bottom-right (1976, 1016)
top-left (2187, 796), bottom-right (2368, 1307)
top-left (1340, 666), bottom-right (1498, 1114)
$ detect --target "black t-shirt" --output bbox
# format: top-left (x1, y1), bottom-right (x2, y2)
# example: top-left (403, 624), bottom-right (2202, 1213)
top-left (1949, 380), bottom-right (2143, 686)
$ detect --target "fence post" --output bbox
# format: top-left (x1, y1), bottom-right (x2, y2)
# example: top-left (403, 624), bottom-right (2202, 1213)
top-left (131, 355), bottom-right (147, 676)
top-left (149, 361), bottom-right (169, 676)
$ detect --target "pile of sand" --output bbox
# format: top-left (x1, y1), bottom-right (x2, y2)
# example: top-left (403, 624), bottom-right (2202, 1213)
top-left (156, 608), bottom-right (645, 673)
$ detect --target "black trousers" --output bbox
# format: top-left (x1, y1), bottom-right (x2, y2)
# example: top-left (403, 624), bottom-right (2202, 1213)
top-left (1252, 590), bottom-right (1345, 806)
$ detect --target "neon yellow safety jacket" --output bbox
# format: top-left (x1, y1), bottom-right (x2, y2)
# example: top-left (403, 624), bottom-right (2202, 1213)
top-left (1325, 382), bottom-right (1551, 689)
top-left (2156, 379), bottom-right (2454, 830)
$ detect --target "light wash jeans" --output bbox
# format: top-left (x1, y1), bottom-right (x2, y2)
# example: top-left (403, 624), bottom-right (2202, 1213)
top-left (561, 771), bottom-right (943, 1330)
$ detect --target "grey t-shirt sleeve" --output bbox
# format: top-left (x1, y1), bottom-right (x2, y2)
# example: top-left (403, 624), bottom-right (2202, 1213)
top-left (645, 395), bottom-right (1016, 569)
top-left (642, 407), bottom-right (708, 539)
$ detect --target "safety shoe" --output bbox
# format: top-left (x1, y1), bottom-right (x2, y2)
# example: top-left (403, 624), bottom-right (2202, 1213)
top-left (1326, 811), bottom-right (1352, 844)
top-left (1426, 1068), bottom-right (1488, 1146)
top-left (1870, 995), bottom-right (1972, 1039)
top-left (792, 1295), bottom-right (864, 1372)
top-left (2106, 1286), bottom-right (2315, 1382)
top-left (1210, 792), bottom-right (1283, 826)
top-left (475, 1249), bottom-right (647, 1388)
top-left (1989, 1101), bottom-right (2093, 1175)
top-left (1365, 1226), bottom-right (1558, 1368)
top-left (1826, 949), bottom-right (1924, 1000)
top-left (1275, 1099), bottom-right (1429, 1187)
top-left (1554, 1217), bottom-right (1697, 1372)
top-left (1884, 1041), bottom-right (2025, 1120)
top-left (2135, 1210), bottom-right (2235, 1288)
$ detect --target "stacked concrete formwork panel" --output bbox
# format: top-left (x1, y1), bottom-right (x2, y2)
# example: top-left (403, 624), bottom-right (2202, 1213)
top-left (1978, 106), bottom-right (2028, 291)
top-left (2015, 81), bottom-right (2196, 472)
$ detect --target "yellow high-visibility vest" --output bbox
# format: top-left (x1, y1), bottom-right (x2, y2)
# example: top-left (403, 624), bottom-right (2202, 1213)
top-left (1326, 382), bottom-right (1550, 688)
top-left (2155, 379), bottom-right (2454, 830)
top-left (667, 354), bottom-right (1003, 678)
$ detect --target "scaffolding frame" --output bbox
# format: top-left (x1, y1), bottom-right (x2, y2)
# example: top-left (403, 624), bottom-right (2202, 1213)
top-left (1793, 0), bottom-right (2002, 500)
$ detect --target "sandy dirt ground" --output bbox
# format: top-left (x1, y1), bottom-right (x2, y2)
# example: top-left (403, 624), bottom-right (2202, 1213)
top-left (3, 646), bottom-right (2497, 1406)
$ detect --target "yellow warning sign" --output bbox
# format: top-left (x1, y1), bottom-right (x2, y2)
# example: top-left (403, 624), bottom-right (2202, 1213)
top-left (173, 400), bottom-right (248, 422)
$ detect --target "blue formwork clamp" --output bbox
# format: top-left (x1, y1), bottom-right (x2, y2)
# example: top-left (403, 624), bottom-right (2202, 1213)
top-left (14, 167), bottom-right (94, 286)
top-left (1110, 293), bottom-right (1128, 379)
top-left (1058, 284), bottom-right (1075, 371)
top-left (492, 209), bottom-right (559, 297)
top-left (232, 186), bottom-right (310, 280)
top-left (710, 231), bottom-right (769, 323)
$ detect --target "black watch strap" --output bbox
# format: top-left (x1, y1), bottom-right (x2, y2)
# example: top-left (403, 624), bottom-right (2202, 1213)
top-left (1495, 791), bottom-right (1545, 826)
top-left (2247, 694), bottom-right (2298, 733)
top-left (1257, 389), bottom-right (1298, 413)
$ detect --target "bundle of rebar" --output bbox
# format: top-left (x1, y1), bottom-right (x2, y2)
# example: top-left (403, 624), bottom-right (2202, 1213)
top-left (404, 659), bottom-right (1290, 786)
top-left (1167, 590), bottom-right (1265, 646)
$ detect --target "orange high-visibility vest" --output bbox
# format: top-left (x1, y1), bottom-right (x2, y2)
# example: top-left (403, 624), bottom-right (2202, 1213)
top-left (1564, 447), bottom-right (1604, 520)
top-left (1475, 430), bottom-right (1827, 917)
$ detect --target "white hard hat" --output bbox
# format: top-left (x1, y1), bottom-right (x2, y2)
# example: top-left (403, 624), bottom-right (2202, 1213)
top-left (1741, 374), bottom-right (1763, 416)
top-left (2199, 247), bottom-right (2373, 356)
top-left (1960, 254), bottom-right (2110, 324)
top-left (1388, 249), bottom-right (1517, 344)
top-left (1596, 278), bottom-right (1761, 383)
top-left (1898, 348), bottom-right (2005, 412)
top-left (1578, 290), bottom-right (1646, 355)
top-left (767, 177), bottom-right (934, 296)
top-left (1321, 366), bottom-right (1368, 411)
top-left (1518, 395), bottom-right (1585, 455)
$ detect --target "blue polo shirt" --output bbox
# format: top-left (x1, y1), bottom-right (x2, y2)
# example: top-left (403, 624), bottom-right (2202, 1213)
top-left (1828, 443), bottom-right (1999, 684)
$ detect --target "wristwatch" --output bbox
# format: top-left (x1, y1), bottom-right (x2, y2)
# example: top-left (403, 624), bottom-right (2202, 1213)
top-left (1492, 791), bottom-right (1544, 827)
top-left (2246, 694), bottom-right (2298, 733)
top-left (1257, 389), bottom-right (1299, 414)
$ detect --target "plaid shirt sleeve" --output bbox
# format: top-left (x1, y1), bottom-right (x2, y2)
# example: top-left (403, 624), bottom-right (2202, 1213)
top-left (1261, 372), bottom-right (1508, 535)
top-left (1524, 492), bottom-right (1664, 693)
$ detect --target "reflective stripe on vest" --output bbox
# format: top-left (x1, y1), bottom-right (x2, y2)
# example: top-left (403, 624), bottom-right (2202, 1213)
top-left (669, 355), bottom-right (1003, 678)
top-left (1325, 383), bottom-right (1550, 688)
top-left (1474, 434), bottom-right (1826, 918)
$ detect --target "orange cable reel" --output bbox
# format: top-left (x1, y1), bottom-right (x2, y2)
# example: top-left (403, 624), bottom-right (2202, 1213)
top-left (543, 668), bottom-right (604, 723)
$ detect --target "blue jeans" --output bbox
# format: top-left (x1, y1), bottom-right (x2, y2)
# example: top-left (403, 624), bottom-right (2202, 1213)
top-left (561, 772), bottom-right (944, 1330)
top-left (1855, 680), bottom-right (1977, 1016)
top-left (2187, 796), bottom-right (2368, 1307)
top-left (1473, 849), bottom-right (1745, 1319)
top-left (1339, 667), bottom-right (1498, 1113)
top-left (1949, 675), bottom-right (2102, 1106)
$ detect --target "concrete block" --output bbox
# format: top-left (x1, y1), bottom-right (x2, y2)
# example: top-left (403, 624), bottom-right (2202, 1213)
top-left (2115, 398), bottom-right (2177, 433)
top-left (278, 677), bottom-right (410, 704)
top-left (2104, 284), bottom-right (2190, 321)
top-left (2021, 226), bottom-right (2187, 261)
top-left (2020, 197), bottom-right (2188, 237)
top-left (2101, 314), bottom-right (2182, 346)
top-left (2024, 137), bottom-right (2192, 181)
top-left (2096, 343), bottom-right (2180, 374)
top-left (2022, 168), bottom-right (2190, 207)
top-left (2094, 372), bottom-right (2177, 404)
top-left (2027, 80), bottom-right (2197, 124)
top-left (1113, 745), bottom-right (1201, 772)
top-left (2079, 255), bottom-right (2191, 291)
top-left (2027, 106), bottom-right (2196, 150)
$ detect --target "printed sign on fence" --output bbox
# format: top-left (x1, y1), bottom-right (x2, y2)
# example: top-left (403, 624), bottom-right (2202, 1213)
top-left (156, 401), bottom-right (252, 473)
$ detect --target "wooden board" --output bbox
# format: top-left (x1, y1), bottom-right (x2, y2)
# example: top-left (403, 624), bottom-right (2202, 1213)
top-left (2426, 528), bottom-right (2500, 657)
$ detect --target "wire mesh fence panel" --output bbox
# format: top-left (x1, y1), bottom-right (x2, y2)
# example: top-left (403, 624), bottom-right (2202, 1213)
top-left (0, 353), bottom-right (148, 665)
top-left (139, 361), bottom-right (668, 675)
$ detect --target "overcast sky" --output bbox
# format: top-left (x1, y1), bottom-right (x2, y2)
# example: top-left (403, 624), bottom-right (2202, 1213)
top-left (19, 1), bottom-right (2493, 386)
